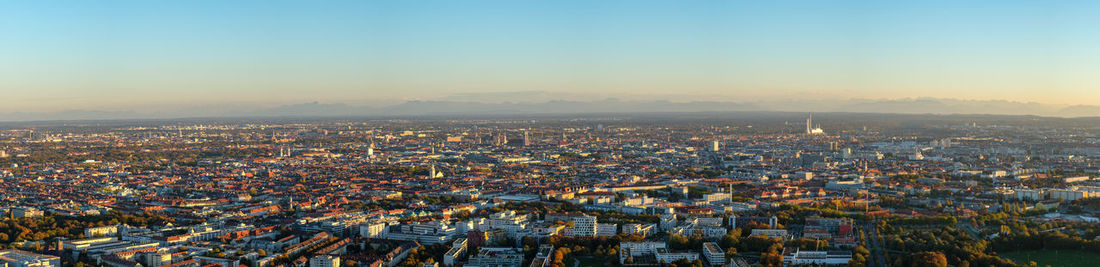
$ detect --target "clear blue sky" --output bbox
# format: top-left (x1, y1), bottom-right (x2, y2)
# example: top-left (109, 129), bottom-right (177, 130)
top-left (1, 0), bottom-right (1098, 112)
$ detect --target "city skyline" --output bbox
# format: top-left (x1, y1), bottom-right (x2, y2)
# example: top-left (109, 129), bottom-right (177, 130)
top-left (4, 2), bottom-right (1100, 266)
top-left (3, 0), bottom-right (1100, 114)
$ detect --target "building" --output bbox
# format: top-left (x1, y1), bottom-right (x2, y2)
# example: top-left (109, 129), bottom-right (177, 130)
top-left (486, 211), bottom-right (529, 236)
top-left (730, 215), bottom-right (777, 229)
top-left (672, 226), bottom-right (727, 238)
top-left (468, 228), bottom-right (506, 248)
top-left (310, 255), bottom-right (340, 267)
top-left (620, 242), bottom-right (666, 264)
top-left (1048, 187), bottom-right (1100, 201)
top-left (749, 229), bottom-right (788, 239)
top-left (688, 217), bottom-right (724, 228)
top-left (141, 250), bottom-right (173, 267)
top-left (702, 243), bottom-right (725, 266)
top-left (85, 225), bottom-right (120, 237)
top-left (660, 214), bottom-right (677, 231)
top-left (194, 256), bottom-right (238, 267)
top-left (1012, 188), bottom-right (1044, 200)
top-left (804, 217), bottom-right (854, 234)
top-left (572, 215), bottom-right (597, 237)
top-left (529, 245), bottom-right (554, 267)
top-left (622, 224), bottom-right (657, 237)
top-left (702, 193), bottom-right (731, 204)
top-left (596, 223), bottom-right (618, 237)
top-left (1065, 176), bottom-right (1091, 183)
top-left (656, 251), bottom-right (699, 264)
top-left (11, 207), bottom-right (43, 218)
top-left (0, 249), bottom-right (61, 267)
top-left (467, 248), bottom-right (524, 267)
top-left (383, 221), bottom-right (455, 245)
top-left (360, 222), bottom-right (386, 238)
top-left (619, 242), bottom-right (699, 265)
top-left (781, 248), bottom-right (852, 265)
top-left (443, 238), bottom-right (467, 267)
top-left (806, 113), bottom-right (825, 135)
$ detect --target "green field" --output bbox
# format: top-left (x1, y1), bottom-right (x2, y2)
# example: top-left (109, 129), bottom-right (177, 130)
top-left (999, 250), bottom-right (1100, 267)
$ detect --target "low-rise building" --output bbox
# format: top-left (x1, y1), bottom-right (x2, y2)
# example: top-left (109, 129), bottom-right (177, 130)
top-left (0, 249), bottom-right (61, 267)
top-left (781, 248), bottom-right (852, 266)
top-left (467, 248), bottom-right (524, 267)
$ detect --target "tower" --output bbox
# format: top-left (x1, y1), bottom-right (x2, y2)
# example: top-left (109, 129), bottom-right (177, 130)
top-left (429, 165), bottom-right (444, 178)
top-left (806, 113), bottom-right (813, 134)
top-left (805, 113), bottom-right (824, 135)
top-left (524, 131), bottom-right (531, 146)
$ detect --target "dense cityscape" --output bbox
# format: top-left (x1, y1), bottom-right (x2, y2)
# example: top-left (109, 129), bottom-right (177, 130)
top-left (1, 113), bottom-right (1099, 267)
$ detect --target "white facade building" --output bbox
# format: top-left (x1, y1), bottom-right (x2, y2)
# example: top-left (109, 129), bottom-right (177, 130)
top-left (572, 215), bottom-right (597, 237)
top-left (310, 255), bottom-right (340, 267)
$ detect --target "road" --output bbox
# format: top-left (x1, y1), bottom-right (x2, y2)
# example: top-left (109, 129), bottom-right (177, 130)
top-left (863, 223), bottom-right (888, 267)
top-left (957, 221), bottom-right (980, 238)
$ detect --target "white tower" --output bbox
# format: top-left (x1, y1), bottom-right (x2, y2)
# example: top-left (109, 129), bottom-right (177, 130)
top-left (806, 113), bottom-right (813, 134)
top-left (430, 165), bottom-right (444, 178)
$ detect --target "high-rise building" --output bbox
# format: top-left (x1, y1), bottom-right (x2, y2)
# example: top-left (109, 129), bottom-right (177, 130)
top-left (494, 132), bottom-right (508, 146)
top-left (712, 140), bottom-right (720, 152)
top-left (523, 131), bottom-right (531, 146)
top-left (572, 215), bottom-right (597, 237)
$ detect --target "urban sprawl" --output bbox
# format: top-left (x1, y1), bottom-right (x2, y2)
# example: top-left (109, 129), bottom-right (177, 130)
top-left (1, 113), bottom-right (1100, 267)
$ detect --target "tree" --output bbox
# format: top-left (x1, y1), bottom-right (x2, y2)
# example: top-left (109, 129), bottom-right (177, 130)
top-left (669, 234), bottom-right (691, 250)
top-left (671, 258), bottom-right (691, 267)
top-left (552, 250), bottom-right (565, 264)
top-left (849, 254), bottom-right (867, 267)
top-left (909, 252), bottom-right (948, 267)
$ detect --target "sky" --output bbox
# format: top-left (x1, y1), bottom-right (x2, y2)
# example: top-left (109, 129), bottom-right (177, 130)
top-left (1, 0), bottom-right (1099, 113)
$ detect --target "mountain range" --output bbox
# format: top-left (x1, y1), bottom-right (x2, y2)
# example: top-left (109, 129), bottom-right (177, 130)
top-left (1, 98), bottom-right (1098, 122)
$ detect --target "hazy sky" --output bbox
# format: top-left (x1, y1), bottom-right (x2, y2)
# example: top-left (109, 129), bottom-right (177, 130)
top-left (2, 0), bottom-right (1099, 112)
